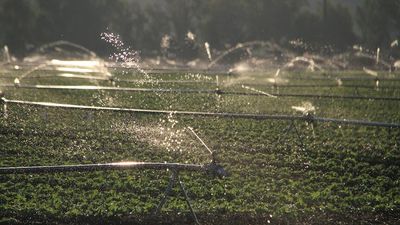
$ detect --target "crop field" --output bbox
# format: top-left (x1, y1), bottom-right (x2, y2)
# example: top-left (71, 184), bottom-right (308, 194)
top-left (1, 68), bottom-right (400, 225)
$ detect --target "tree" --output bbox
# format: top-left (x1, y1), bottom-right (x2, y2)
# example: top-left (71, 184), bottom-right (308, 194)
top-left (357, 0), bottom-right (400, 48)
top-left (0, 0), bottom-right (40, 55)
top-left (292, 1), bottom-right (356, 51)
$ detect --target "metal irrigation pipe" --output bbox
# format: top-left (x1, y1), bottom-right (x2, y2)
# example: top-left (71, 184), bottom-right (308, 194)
top-left (1, 97), bottom-right (399, 128)
top-left (284, 77), bottom-right (400, 82)
top-left (244, 83), bottom-right (399, 90)
top-left (0, 74), bottom-right (110, 80)
top-left (2, 84), bottom-right (400, 101)
top-left (1, 84), bottom-right (217, 94)
top-left (0, 161), bottom-right (228, 178)
top-left (102, 80), bottom-right (400, 90)
top-left (2, 77), bottom-right (399, 89)
top-left (114, 78), bottom-right (217, 84)
top-left (0, 161), bottom-right (204, 175)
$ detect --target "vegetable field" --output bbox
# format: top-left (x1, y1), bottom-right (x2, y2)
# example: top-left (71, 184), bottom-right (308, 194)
top-left (1, 68), bottom-right (400, 225)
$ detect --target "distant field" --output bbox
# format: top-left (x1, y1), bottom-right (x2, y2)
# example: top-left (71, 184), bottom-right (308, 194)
top-left (1, 69), bottom-right (399, 225)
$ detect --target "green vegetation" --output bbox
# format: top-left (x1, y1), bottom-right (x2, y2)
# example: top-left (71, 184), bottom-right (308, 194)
top-left (0, 69), bottom-right (400, 224)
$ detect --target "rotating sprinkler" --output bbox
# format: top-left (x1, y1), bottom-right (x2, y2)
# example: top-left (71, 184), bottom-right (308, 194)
top-left (0, 90), bottom-right (6, 118)
top-left (187, 127), bottom-right (228, 180)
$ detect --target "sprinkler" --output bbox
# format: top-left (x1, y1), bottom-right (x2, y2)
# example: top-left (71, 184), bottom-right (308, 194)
top-left (13, 78), bottom-right (20, 87)
top-left (187, 127), bottom-right (228, 178)
top-left (215, 88), bottom-right (223, 95)
top-left (0, 91), bottom-right (7, 118)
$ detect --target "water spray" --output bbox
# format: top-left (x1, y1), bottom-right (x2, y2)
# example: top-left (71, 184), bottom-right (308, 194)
top-left (17, 64), bottom-right (47, 83)
top-left (376, 48), bottom-right (380, 65)
top-left (35, 40), bottom-right (97, 57)
top-left (186, 31), bottom-right (195, 41)
top-left (204, 42), bottom-right (212, 62)
top-left (390, 40), bottom-right (398, 48)
top-left (335, 78), bottom-right (343, 87)
top-left (292, 102), bottom-right (317, 137)
top-left (187, 127), bottom-right (214, 159)
top-left (375, 79), bottom-right (380, 90)
top-left (394, 60), bottom-right (400, 71)
top-left (13, 78), bottom-right (20, 87)
top-left (241, 85), bottom-right (277, 98)
top-left (284, 57), bottom-right (322, 72)
top-left (208, 41), bottom-right (269, 69)
top-left (363, 67), bottom-right (378, 77)
top-left (274, 68), bottom-right (281, 78)
top-left (3, 45), bottom-right (11, 63)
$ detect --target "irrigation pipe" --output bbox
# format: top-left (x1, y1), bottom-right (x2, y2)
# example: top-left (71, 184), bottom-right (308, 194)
top-left (2, 75), bottom-right (400, 90)
top-left (2, 84), bottom-right (399, 101)
top-left (246, 83), bottom-right (399, 90)
top-left (274, 77), bottom-right (400, 82)
top-left (0, 161), bottom-right (205, 174)
top-left (1, 97), bottom-right (399, 128)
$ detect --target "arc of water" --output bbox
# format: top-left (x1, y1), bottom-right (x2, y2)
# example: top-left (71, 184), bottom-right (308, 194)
top-left (187, 127), bottom-right (214, 159)
top-left (205, 42), bottom-right (212, 62)
top-left (34, 40), bottom-right (97, 57)
top-left (241, 85), bottom-right (277, 98)
top-left (207, 41), bottom-right (271, 69)
top-left (16, 63), bottom-right (47, 84)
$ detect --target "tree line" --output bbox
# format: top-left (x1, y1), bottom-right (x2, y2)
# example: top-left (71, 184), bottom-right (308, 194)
top-left (0, 0), bottom-right (398, 57)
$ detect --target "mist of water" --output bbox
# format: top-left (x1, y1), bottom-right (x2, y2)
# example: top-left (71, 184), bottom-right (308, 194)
top-left (101, 32), bottom-right (151, 80)
top-left (363, 67), bottom-right (378, 77)
top-left (205, 42), bottom-right (212, 62)
top-left (241, 85), bottom-right (277, 98)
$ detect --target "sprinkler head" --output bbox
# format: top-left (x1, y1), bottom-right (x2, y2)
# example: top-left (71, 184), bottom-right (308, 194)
top-left (205, 162), bottom-right (228, 179)
top-left (215, 88), bottom-right (223, 95)
top-left (304, 112), bottom-right (315, 124)
top-left (0, 91), bottom-right (5, 104)
top-left (14, 78), bottom-right (20, 88)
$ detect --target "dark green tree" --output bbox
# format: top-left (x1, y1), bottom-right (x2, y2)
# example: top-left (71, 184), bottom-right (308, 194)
top-left (0, 0), bottom-right (41, 54)
top-left (293, 1), bottom-right (356, 51)
top-left (357, 0), bottom-right (400, 48)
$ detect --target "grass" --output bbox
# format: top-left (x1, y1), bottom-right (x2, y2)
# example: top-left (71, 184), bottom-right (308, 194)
top-left (0, 69), bottom-right (400, 225)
